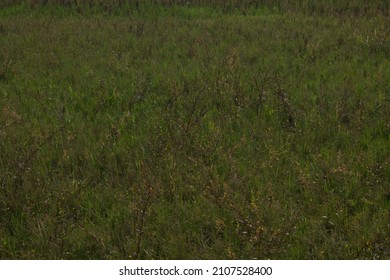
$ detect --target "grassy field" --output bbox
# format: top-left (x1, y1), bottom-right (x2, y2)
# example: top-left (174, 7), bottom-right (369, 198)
top-left (0, 1), bottom-right (389, 259)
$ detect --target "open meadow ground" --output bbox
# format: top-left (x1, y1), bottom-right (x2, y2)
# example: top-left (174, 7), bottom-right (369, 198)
top-left (0, 1), bottom-right (389, 259)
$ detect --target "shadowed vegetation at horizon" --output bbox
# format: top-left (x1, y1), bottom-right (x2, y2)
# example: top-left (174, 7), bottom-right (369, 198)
top-left (0, 1), bottom-right (389, 259)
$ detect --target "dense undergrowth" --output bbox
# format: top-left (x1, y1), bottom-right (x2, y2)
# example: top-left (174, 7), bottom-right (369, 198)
top-left (1, 0), bottom-right (389, 17)
top-left (0, 1), bottom-right (389, 259)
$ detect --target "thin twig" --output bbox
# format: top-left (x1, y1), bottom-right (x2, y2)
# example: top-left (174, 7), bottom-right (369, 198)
top-left (133, 186), bottom-right (152, 259)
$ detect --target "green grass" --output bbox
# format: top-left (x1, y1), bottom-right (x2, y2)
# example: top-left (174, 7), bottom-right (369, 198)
top-left (0, 1), bottom-right (389, 259)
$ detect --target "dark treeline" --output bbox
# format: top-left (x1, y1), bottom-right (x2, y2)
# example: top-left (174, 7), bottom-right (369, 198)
top-left (1, 0), bottom-right (389, 17)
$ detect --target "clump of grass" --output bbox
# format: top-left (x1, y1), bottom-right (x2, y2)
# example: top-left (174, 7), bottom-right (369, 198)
top-left (0, 49), bottom-right (12, 81)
